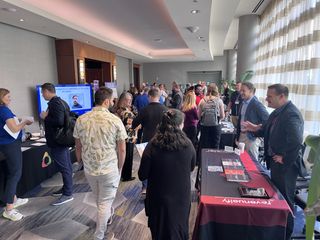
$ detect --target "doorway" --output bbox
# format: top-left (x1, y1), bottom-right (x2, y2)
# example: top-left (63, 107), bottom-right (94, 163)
top-left (133, 64), bottom-right (140, 90)
top-left (85, 59), bottom-right (111, 86)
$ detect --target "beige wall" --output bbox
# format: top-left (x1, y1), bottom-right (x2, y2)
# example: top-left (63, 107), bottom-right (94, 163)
top-left (142, 56), bottom-right (227, 87)
top-left (0, 23), bottom-right (58, 132)
top-left (116, 55), bottom-right (131, 94)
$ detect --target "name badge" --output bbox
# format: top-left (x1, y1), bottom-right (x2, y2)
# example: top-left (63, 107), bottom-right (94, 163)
top-left (235, 101), bottom-right (239, 105)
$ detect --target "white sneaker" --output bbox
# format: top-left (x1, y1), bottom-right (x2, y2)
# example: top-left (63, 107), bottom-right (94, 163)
top-left (3, 209), bottom-right (24, 221)
top-left (13, 198), bottom-right (29, 208)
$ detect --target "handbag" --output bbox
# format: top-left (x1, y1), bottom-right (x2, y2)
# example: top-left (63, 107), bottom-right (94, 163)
top-left (54, 99), bottom-right (77, 147)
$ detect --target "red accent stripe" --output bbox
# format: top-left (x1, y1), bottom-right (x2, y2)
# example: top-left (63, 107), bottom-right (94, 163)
top-left (195, 151), bottom-right (292, 228)
top-left (199, 196), bottom-right (290, 227)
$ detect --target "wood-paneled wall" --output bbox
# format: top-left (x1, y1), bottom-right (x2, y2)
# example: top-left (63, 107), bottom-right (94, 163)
top-left (55, 39), bottom-right (116, 84)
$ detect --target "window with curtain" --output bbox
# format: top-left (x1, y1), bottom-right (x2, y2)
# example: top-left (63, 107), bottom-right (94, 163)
top-left (254, 0), bottom-right (320, 135)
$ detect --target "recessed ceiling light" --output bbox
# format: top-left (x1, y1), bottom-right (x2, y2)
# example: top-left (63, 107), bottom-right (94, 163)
top-left (153, 38), bottom-right (162, 42)
top-left (191, 10), bottom-right (200, 14)
top-left (19, 18), bottom-right (24, 22)
top-left (1, 7), bottom-right (17, 12)
top-left (198, 36), bottom-right (204, 39)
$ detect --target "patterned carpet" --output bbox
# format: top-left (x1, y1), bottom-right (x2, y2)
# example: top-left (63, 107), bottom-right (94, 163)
top-left (1, 147), bottom-right (315, 240)
top-left (0, 149), bottom-right (198, 240)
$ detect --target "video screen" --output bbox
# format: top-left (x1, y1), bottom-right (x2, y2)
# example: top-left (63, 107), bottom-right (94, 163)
top-left (36, 84), bottom-right (93, 116)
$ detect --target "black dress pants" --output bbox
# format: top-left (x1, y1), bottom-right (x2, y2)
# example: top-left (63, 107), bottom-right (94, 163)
top-left (121, 142), bottom-right (134, 180)
top-left (270, 162), bottom-right (299, 240)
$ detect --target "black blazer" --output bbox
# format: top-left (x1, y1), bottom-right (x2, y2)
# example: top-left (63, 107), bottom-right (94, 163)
top-left (258, 101), bottom-right (304, 171)
top-left (44, 96), bottom-right (69, 147)
top-left (132, 102), bottom-right (167, 142)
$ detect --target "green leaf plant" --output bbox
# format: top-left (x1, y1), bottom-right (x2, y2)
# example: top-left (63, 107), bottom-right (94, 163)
top-left (304, 135), bottom-right (320, 240)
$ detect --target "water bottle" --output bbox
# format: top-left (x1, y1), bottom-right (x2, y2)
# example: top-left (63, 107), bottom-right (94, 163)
top-left (21, 129), bottom-right (26, 142)
top-left (39, 123), bottom-right (45, 137)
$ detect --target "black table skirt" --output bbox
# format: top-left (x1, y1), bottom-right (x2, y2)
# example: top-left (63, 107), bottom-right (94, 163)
top-left (0, 140), bottom-right (75, 205)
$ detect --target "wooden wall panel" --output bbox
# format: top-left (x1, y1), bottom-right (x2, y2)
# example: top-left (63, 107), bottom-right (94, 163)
top-left (55, 39), bottom-right (116, 84)
top-left (56, 55), bottom-right (77, 84)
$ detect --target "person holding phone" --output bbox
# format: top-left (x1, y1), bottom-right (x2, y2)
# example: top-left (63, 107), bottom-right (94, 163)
top-left (0, 88), bottom-right (33, 221)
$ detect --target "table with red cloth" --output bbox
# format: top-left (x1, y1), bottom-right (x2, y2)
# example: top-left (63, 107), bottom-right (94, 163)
top-left (192, 149), bottom-right (292, 240)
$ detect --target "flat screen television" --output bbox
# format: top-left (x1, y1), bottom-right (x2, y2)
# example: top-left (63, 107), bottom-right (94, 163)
top-left (36, 84), bottom-right (93, 116)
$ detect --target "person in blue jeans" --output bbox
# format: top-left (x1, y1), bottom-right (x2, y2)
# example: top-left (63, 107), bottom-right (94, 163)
top-left (0, 88), bottom-right (33, 221)
top-left (40, 83), bottom-right (73, 206)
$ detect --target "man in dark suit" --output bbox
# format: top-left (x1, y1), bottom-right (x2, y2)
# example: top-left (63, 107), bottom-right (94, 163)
top-left (132, 88), bottom-right (167, 143)
top-left (243, 84), bottom-right (304, 240)
top-left (227, 81), bottom-right (243, 128)
top-left (132, 87), bottom-right (167, 194)
top-left (236, 82), bottom-right (269, 161)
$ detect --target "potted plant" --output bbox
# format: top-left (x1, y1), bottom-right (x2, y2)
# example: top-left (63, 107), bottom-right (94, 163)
top-left (304, 135), bottom-right (320, 240)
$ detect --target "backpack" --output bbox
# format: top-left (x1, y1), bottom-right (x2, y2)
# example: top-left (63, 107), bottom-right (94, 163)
top-left (200, 98), bottom-right (220, 126)
top-left (54, 99), bottom-right (77, 147)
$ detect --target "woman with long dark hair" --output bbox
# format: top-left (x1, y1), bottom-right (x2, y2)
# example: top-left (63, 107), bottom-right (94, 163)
top-left (0, 88), bottom-right (33, 221)
top-left (138, 109), bottom-right (196, 240)
top-left (115, 92), bottom-right (138, 181)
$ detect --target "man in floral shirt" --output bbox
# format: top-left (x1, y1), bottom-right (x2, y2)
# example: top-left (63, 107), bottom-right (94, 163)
top-left (73, 87), bottom-right (127, 240)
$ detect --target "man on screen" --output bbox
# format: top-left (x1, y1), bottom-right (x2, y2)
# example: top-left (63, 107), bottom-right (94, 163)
top-left (72, 95), bottom-right (82, 109)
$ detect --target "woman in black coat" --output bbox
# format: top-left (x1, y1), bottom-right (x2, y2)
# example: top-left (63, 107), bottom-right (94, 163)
top-left (138, 109), bottom-right (196, 240)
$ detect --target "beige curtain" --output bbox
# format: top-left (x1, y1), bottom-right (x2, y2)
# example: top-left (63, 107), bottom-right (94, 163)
top-left (254, 0), bottom-right (320, 134)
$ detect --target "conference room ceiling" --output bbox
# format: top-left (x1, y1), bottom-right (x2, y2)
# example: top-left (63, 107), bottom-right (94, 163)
top-left (0, 0), bottom-right (270, 63)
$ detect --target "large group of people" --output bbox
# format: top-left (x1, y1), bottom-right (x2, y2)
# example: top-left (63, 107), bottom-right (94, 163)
top-left (0, 80), bottom-right (305, 240)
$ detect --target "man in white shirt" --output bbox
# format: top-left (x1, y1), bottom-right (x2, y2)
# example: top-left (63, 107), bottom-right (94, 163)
top-left (73, 87), bottom-right (127, 240)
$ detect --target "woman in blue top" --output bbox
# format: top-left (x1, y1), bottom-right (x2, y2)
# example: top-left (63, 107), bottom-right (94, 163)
top-left (0, 88), bottom-right (33, 221)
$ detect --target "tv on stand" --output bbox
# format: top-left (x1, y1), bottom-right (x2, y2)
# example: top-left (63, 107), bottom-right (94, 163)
top-left (36, 84), bottom-right (93, 116)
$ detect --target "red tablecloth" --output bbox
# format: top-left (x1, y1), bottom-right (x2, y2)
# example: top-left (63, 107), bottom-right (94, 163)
top-left (192, 150), bottom-right (291, 240)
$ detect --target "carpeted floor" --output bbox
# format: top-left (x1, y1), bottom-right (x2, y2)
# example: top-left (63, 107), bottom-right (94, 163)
top-left (0, 149), bottom-right (198, 240)
top-left (0, 147), bottom-right (317, 240)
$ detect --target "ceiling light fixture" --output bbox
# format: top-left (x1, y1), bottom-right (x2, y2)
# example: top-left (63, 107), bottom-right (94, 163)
top-left (191, 10), bottom-right (200, 14)
top-left (186, 26), bottom-right (199, 33)
top-left (19, 18), bottom-right (24, 22)
top-left (198, 36), bottom-right (204, 39)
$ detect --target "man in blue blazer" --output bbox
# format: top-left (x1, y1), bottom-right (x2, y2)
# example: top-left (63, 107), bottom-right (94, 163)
top-left (243, 84), bottom-right (304, 240)
top-left (236, 82), bottom-right (269, 160)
